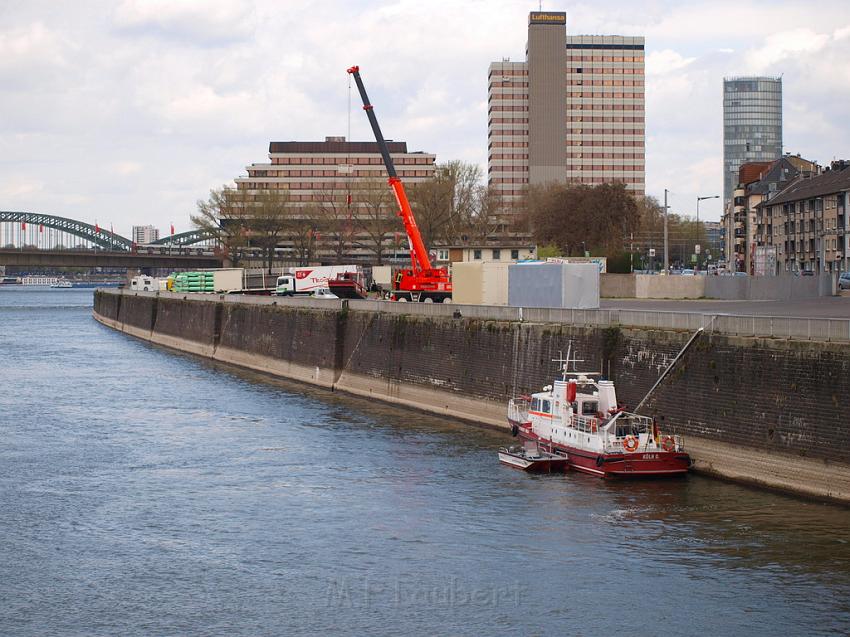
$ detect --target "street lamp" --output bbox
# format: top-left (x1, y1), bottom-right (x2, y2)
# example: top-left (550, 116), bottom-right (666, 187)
top-left (696, 195), bottom-right (719, 270)
top-left (696, 195), bottom-right (720, 225)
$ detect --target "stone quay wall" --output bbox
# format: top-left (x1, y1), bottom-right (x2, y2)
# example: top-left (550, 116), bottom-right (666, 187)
top-left (94, 289), bottom-right (850, 502)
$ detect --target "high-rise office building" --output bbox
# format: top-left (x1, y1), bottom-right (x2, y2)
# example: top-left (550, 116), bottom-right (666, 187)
top-left (132, 225), bottom-right (160, 245)
top-left (722, 77), bottom-right (783, 205)
top-left (488, 11), bottom-right (646, 213)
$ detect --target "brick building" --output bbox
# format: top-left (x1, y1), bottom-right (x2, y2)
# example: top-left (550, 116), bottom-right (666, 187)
top-left (488, 11), bottom-right (645, 217)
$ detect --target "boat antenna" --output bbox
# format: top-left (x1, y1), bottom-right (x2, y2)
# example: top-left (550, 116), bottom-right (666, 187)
top-left (552, 341), bottom-right (597, 380)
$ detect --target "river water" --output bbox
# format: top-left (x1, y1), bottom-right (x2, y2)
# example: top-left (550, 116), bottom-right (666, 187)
top-left (1, 287), bottom-right (849, 636)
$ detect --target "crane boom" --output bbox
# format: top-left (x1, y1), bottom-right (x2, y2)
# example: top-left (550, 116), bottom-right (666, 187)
top-left (347, 65), bottom-right (433, 273)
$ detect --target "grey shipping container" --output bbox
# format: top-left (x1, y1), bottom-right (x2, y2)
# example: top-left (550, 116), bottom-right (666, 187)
top-left (508, 262), bottom-right (599, 308)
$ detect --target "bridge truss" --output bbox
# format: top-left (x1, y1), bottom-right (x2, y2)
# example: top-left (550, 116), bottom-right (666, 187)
top-left (0, 211), bottom-right (216, 250)
top-left (151, 229), bottom-right (216, 246)
top-left (0, 211), bottom-right (133, 251)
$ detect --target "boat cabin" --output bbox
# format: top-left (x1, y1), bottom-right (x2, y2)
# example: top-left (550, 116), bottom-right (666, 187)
top-left (516, 374), bottom-right (670, 453)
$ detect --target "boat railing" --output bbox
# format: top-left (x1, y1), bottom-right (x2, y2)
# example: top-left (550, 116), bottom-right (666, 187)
top-left (601, 433), bottom-right (686, 453)
top-left (572, 414), bottom-right (602, 433)
top-left (508, 398), bottom-right (529, 423)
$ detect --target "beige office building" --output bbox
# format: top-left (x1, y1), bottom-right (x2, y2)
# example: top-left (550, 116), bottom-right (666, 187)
top-left (236, 137), bottom-right (435, 197)
top-left (488, 12), bottom-right (645, 208)
top-left (234, 136), bottom-right (436, 259)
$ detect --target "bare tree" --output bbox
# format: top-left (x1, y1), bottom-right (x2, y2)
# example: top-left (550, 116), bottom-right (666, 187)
top-left (314, 186), bottom-right (355, 264)
top-left (524, 182), bottom-right (640, 257)
top-left (287, 204), bottom-right (319, 266)
top-left (353, 179), bottom-right (397, 265)
top-left (463, 184), bottom-right (503, 244)
top-left (192, 186), bottom-right (251, 265)
top-left (408, 160), bottom-right (482, 248)
top-left (250, 189), bottom-right (293, 273)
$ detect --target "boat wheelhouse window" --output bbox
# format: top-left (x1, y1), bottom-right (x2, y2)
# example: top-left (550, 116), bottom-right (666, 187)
top-left (581, 401), bottom-right (598, 416)
top-left (531, 397), bottom-right (540, 412)
top-left (542, 400), bottom-right (551, 413)
top-left (615, 417), bottom-right (649, 438)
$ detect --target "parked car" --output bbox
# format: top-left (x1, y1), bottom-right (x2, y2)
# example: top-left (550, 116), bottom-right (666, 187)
top-left (680, 269), bottom-right (696, 276)
top-left (311, 288), bottom-right (339, 299)
top-left (800, 270), bottom-right (815, 277)
top-left (839, 272), bottom-right (850, 290)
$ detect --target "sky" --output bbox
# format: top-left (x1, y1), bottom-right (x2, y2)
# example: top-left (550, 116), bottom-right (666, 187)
top-left (1, 0), bottom-right (849, 235)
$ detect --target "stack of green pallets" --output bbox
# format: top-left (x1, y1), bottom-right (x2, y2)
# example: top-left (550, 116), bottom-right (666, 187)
top-left (171, 271), bottom-right (215, 293)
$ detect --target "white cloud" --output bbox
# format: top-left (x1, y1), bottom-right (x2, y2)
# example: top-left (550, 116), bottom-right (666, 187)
top-left (108, 161), bottom-right (143, 176)
top-left (744, 28), bottom-right (831, 73)
top-left (646, 49), bottom-right (695, 75)
top-left (0, 22), bottom-right (72, 86)
top-left (0, 176), bottom-right (45, 199)
top-left (112, 0), bottom-right (255, 44)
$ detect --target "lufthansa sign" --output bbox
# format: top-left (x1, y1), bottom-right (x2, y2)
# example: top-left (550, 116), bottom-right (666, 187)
top-left (529, 11), bottom-right (566, 25)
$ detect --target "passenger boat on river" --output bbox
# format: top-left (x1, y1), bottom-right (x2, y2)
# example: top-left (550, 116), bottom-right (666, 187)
top-left (507, 352), bottom-right (691, 478)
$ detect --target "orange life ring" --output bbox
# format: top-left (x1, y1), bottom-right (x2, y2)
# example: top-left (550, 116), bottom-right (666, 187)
top-left (661, 436), bottom-right (676, 452)
top-left (623, 435), bottom-right (639, 452)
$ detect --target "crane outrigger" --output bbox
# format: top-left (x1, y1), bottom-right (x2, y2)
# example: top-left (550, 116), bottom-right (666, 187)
top-left (347, 65), bottom-right (452, 302)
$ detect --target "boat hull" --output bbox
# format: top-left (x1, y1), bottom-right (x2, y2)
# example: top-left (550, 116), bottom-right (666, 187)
top-left (328, 280), bottom-right (368, 299)
top-left (511, 421), bottom-right (690, 478)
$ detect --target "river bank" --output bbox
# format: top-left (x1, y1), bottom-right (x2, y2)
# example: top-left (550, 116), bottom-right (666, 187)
top-left (93, 289), bottom-right (850, 503)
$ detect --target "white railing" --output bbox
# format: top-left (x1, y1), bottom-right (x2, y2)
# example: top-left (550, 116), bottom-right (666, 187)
top-left (601, 433), bottom-right (685, 453)
top-left (507, 398), bottom-right (529, 423)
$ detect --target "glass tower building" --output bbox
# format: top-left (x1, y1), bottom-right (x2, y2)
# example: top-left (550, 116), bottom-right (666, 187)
top-left (722, 77), bottom-right (783, 205)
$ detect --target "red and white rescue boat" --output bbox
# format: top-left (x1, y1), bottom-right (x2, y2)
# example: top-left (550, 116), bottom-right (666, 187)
top-left (507, 357), bottom-right (691, 478)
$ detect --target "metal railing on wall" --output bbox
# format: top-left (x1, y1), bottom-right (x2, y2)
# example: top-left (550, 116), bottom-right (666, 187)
top-left (111, 290), bottom-right (850, 343)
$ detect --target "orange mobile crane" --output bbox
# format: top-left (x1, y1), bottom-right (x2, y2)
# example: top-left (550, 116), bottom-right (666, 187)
top-left (347, 65), bottom-right (452, 302)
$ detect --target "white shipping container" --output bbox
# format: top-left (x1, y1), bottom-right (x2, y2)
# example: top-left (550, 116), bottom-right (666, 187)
top-left (451, 262), bottom-right (510, 305)
top-left (371, 265), bottom-right (393, 289)
top-left (208, 268), bottom-right (245, 293)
